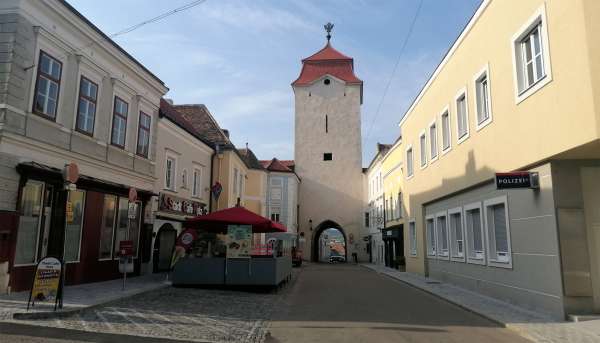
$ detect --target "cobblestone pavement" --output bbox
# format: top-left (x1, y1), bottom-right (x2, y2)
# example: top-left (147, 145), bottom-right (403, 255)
top-left (362, 264), bottom-right (600, 343)
top-left (9, 284), bottom-right (291, 343)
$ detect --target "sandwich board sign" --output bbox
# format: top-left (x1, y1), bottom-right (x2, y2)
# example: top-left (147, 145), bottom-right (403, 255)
top-left (27, 257), bottom-right (63, 311)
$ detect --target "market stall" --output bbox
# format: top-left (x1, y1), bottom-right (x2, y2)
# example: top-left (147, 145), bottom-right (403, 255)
top-left (171, 207), bottom-right (291, 287)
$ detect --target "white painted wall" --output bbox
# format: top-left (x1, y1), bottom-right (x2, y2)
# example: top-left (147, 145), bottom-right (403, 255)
top-left (294, 75), bottom-right (364, 261)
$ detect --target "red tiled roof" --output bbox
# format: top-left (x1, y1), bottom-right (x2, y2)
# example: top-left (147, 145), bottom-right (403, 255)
top-left (292, 43), bottom-right (362, 87)
top-left (259, 158), bottom-right (295, 173)
top-left (159, 99), bottom-right (214, 148)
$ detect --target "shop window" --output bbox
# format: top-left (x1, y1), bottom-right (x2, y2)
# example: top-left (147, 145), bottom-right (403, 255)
top-left (64, 190), bottom-right (85, 263)
top-left (136, 111), bottom-right (151, 158)
top-left (76, 76), bottom-right (98, 135)
top-left (484, 196), bottom-right (512, 268)
top-left (436, 212), bottom-right (449, 259)
top-left (465, 202), bottom-right (485, 265)
top-left (99, 195), bottom-right (117, 260)
top-left (14, 181), bottom-right (44, 265)
top-left (33, 51), bottom-right (62, 119)
top-left (449, 208), bottom-right (465, 261)
top-left (409, 220), bottom-right (417, 256)
top-left (111, 96), bottom-right (128, 148)
top-left (426, 215), bottom-right (436, 257)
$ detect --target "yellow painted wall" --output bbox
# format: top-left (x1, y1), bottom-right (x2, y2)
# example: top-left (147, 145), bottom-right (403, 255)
top-left (387, 0), bottom-right (599, 275)
top-left (245, 169), bottom-right (267, 216)
top-left (211, 150), bottom-right (248, 211)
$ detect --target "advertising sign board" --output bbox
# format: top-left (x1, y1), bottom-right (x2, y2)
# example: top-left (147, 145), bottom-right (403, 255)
top-left (226, 225), bottom-right (252, 258)
top-left (27, 257), bottom-right (63, 310)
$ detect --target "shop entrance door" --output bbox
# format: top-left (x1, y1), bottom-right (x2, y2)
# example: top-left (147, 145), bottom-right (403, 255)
top-left (154, 224), bottom-right (176, 272)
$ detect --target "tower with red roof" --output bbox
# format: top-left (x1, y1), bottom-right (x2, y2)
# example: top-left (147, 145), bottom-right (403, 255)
top-left (292, 24), bottom-right (365, 262)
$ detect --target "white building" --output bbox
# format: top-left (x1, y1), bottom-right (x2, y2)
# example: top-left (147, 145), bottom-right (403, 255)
top-left (293, 34), bottom-right (365, 262)
top-left (260, 158), bottom-right (300, 234)
top-left (364, 144), bottom-right (391, 265)
top-left (146, 99), bottom-right (213, 273)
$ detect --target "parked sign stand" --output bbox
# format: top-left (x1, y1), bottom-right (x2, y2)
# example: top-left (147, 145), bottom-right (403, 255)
top-left (27, 257), bottom-right (63, 311)
top-left (118, 240), bottom-right (134, 290)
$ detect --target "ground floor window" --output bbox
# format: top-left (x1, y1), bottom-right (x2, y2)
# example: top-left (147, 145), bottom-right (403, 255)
top-left (464, 202), bottom-right (485, 264)
top-left (14, 181), bottom-right (44, 265)
top-left (409, 220), bottom-right (417, 256)
top-left (64, 190), bottom-right (86, 262)
top-left (436, 213), bottom-right (449, 258)
top-left (426, 216), bottom-right (436, 257)
top-left (98, 195), bottom-right (142, 260)
top-left (449, 208), bottom-right (465, 261)
top-left (484, 196), bottom-right (512, 268)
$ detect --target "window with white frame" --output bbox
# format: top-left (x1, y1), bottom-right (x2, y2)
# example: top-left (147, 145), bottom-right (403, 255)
top-left (475, 70), bottom-right (491, 126)
top-left (436, 212), bottom-right (449, 258)
top-left (165, 156), bottom-right (176, 191)
top-left (192, 167), bottom-right (202, 197)
top-left (484, 196), bottom-right (512, 267)
top-left (111, 96), bottom-right (128, 148)
top-left (465, 203), bottom-right (485, 264)
top-left (512, 7), bottom-right (551, 101)
top-left (441, 110), bottom-right (451, 152)
top-left (426, 216), bottom-right (436, 257)
top-left (76, 76), bottom-right (98, 135)
top-left (406, 146), bottom-right (414, 177)
top-left (456, 92), bottom-right (468, 140)
top-left (448, 208), bottom-right (465, 261)
top-left (271, 213), bottom-right (280, 222)
top-left (409, 220), bottom-right (417, 256)
top-left (419, 133), bottom-right (427, 167)
top-left (429, 122), bottom-right (438, 160)
top-left (396, 192), bottom-right (402, 219)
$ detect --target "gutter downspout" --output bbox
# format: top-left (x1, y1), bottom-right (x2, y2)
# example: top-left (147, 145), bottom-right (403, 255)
top-left (208, 144), bottom-right (217, 212)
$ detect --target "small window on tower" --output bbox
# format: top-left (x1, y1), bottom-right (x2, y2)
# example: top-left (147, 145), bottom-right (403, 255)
top-left (323, 153), bottom-right (333, 161)
top-left (324, 78), bottom-right (331, 85)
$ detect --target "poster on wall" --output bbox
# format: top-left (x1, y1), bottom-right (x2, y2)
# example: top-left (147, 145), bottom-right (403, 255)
top-left (226, 225), bottom-right (252, 258)
top-left (27, 257), bottom-right (63, 311)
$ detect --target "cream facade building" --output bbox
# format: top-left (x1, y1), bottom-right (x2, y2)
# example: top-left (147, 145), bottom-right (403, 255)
top-left (293, 40), bottom-right (365, 262)
top-left (364, 144), bottom-right (389, 265)
top-left (385, 0), bottom-right (600, 319)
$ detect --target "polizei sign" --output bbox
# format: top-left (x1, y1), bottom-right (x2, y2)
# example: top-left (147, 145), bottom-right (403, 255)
top-left (495, 172), bottom-right (539, 189)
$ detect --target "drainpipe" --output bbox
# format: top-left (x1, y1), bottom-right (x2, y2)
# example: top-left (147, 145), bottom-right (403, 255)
top-left (208, 147), bottom-right (216, 213)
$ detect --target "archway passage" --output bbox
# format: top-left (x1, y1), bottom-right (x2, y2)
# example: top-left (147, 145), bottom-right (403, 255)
top-left (312, 220), bottom-right (347, 263)
top-left (153, 223), bottom-right (177, 272)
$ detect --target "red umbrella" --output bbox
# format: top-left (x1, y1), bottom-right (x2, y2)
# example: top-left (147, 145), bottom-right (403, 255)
top-left (186, 206), bottom-right (286, 233)
top-left (269, 221), bottom-right (288, 233)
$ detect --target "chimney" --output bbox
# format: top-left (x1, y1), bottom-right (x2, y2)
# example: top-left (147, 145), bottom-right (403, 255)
top-left (222, 129), bottom-right (230, 138)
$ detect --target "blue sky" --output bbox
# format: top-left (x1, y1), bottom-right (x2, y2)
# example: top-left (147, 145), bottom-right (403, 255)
top-left (69, 0), bottom-right (482, 164)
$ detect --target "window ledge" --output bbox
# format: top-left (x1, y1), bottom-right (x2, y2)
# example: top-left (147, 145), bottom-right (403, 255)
top-left (515, 75), bottom-right (552, 104)
top-left (456, 132), bottom-right (470, 145)
top-left (476, 116), bottom-right (493, 131)
top-left (466, 257), bottom-right (486, 265)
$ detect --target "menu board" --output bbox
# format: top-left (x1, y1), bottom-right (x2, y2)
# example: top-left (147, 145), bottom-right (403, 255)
top-left (226, 225), bottom-right (252, 258)
top-left (30, 257), bottom-right (62, 303)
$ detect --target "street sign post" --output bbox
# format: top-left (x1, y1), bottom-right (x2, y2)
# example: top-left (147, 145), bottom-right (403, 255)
top-left (118, 240), bottom-right (134, 290)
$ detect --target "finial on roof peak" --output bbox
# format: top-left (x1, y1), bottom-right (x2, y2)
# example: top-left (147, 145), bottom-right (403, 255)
top-left (324, 22), bottom-right (334, 42)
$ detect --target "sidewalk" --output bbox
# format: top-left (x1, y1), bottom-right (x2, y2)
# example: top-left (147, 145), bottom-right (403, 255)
top-left (362, 263), bottom-right (600, 343)
top-left (0, 273), bottom-right (170, 320)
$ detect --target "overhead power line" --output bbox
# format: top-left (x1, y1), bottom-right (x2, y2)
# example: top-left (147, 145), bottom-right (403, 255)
top-left (109, 0), bottom-right (208, 38)
top-left (365, 0), bottom-right (424, 144)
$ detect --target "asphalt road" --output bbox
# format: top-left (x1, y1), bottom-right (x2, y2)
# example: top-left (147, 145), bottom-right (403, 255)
top-left (267, 263), bottom-right (532, 343)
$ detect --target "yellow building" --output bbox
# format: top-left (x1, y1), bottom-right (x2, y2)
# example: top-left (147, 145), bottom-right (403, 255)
top-left (382, 0), bottom-right (600, 319)
top-left (238, 148), bottom-right (268, 216)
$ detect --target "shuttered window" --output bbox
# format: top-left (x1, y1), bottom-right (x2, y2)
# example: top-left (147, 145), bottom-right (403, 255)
top-left (465, 203), bottom-right (485, 264)
top-left (436, 214), bottom-right (449, 257)
top-left (449, 210), bottom-right (464, 259)
top-left (484, 196), bottom-right (511, 267)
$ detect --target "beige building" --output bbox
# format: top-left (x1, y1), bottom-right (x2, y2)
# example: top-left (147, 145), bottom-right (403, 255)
top-left (238, 148), bottom-right (268, 217)
top-left (386, 0), bottom-right (600, 318)
top-left (293, 39), bottom-right (366, 262)
top-left (146, 99), bottom-right (213, 273)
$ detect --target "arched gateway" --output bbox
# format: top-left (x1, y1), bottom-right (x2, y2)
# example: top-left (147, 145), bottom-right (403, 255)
top-left (312, 220), bottom-right (347, 262)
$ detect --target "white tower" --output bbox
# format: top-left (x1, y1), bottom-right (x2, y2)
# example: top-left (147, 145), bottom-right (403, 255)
top-left (292, 24), bottom-right (364, 262)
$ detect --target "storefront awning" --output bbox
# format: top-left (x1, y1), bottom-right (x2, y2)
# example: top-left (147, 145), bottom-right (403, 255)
top-left (186, 206), bottom-right (287, 233)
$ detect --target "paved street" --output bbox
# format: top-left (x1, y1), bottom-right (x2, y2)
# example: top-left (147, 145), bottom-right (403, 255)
top-left (267, 264), bottom-right (531, 343)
